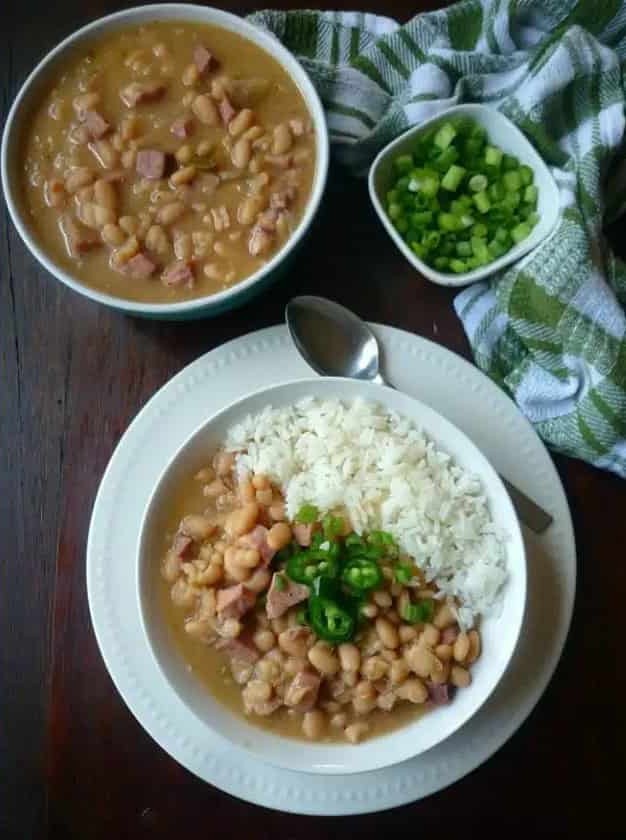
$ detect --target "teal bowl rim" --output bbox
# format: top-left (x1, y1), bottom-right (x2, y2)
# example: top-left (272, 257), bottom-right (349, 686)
top-left (1, 3), bottom-right (330, 318)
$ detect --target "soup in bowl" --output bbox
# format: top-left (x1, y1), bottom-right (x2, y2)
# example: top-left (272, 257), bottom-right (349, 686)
top-left (138, 378), bottom-right (526, 774)
top-left (2, 5), bottom-right (329, 317)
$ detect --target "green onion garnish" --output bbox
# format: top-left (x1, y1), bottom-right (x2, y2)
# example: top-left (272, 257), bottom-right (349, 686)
top-left (295, 504), bottom-right (318, 524)
top-left (384, 117), bottom-right (539, 274)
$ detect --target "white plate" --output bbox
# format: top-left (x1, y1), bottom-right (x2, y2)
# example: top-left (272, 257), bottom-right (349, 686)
top-left (87, 324), bottom-right (576, 815)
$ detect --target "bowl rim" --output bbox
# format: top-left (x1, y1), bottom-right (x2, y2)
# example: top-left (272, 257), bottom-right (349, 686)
top-left (136, 376), bottom-right (527, 775)
top-left (1, 3), bottom-right (330, 315)
top-left (368, 102), bottom-right (560, 288)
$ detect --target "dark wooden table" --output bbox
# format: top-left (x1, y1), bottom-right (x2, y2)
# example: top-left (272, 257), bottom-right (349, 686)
top-left (1, 2), bottom-right (624, 837)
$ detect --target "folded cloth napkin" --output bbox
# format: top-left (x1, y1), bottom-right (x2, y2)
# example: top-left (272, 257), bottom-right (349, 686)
top-left (250, 1), bottom-right (626, 478)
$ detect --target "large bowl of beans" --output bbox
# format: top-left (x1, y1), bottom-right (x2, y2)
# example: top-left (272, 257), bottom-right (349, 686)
top-left (1, 4), bottom-right (329, 319)
top-left (136, 377), bottom-right (527, 774)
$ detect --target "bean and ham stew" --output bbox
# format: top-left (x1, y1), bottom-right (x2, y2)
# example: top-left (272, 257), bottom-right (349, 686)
top-left (20, 22), bottom-right (316, 302)
top-left (160, 452), bottom-right (482, 744)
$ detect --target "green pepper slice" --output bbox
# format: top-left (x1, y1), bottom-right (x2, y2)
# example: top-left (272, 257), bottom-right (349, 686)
top-left (341, 556), bottom-right (383, 592)
top-left (286, 552), bottom-right (338, 585)
top-left (309, 596), bottom-right (355, 643)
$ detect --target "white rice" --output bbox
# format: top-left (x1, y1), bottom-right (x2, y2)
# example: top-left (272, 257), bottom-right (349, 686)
top-left (226, 397), bottom-right (507, 626)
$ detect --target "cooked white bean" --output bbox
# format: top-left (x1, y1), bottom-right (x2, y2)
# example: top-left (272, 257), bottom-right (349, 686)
top-left (192, 94), bottom-right (218, 125)
top-left (228, 108), bottom-right (255, 137)
top-left (224, 502), bottom-right (259, 538)
top-left (375, 616), bottom-right (399, 649)
top-left (451, 665), bottom-right (471, 688)
top-left (308, 642), bottom-right (340, 676)
top-left (101, 223), bottom-right (126, 247)
top-left (266, 523), bottom-right (291, 551)
top-left (93, 178), bottom-right (116, 210)
top-left (145, 224), bottom-right (170, 256)
top-left (272, 123), bottom-right (293, 155)
top-left (338, 643), bottom-right (360, 672)
top-left (345, 722), bottom-right (369, 743)
top-left (170, 165), bottom-right (197, 187)
top-left (302, 710), bottom-right (325, 740)
top-left (397, 677), bottom-right (428, 703)
top-left (180, 514), bottom-right (214, 541)
top-left (434, 603), bottom-right (457, 629)
top-left (231, 137), bottom-right (252, 169)
top-left (65, 167), bottom-right (94, 193)
top-left (157, 201), bottom-right (186, 225)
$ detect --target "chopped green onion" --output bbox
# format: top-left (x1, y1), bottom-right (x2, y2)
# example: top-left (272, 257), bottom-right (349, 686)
top-left (401, 599), bottom-right (435, 624)
top-left (394, 154), bottom-right (413, 174)
top-left (394, 564), bottom-right (413, 584)
top-left (384, 117), bottom-right (540, 275)
top-left (484, 145), bottom-right (503, 167)
top-left (473, 190), bottom-right (491, 214)
top-left (323, 515), bottom-right (344, 539)
top-left (468, 173), bottom-right (488, 192)
top-left (503, 170), bottom-right (522, 191)
top-left (295, 504), bottom-right (318, 524)
top-left (524, 184), bottom-right (538, 205)
top-left (441, 164), bottom-right (466, 192)
top-left (511, 222), bottom-right (531, 243)
top-left (450, 258), bottom-right (467, 273)
top-left (274, 574), bottom-right (287, 591)
top-left (519, 164), bottom-right (534, 185)
top-left (434, 121), bottom-right (457, 150)
top-left (438, 212), bottom-right (459, 232)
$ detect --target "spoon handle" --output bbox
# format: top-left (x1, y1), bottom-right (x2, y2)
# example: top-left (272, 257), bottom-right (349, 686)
top-left (374, 371), bottom-right (553, 534)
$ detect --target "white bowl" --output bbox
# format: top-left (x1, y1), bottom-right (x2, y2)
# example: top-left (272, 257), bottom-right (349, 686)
top-left (1, 4), bottom-right (329, 320)
top-left (368, 104), bottom-right (559, 288)
top-left (137, 377), bottom-right (526, 775)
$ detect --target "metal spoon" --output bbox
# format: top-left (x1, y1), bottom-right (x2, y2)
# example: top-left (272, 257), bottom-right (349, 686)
top-left (286, 295), bottom-right (553, 534)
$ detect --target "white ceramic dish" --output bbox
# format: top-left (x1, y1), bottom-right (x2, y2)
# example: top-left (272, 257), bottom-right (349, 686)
top-left (87, 325), bottom-right (575, 812)
top-left (1, 4), bottom-right (329, 320)
top-left (137, 376), bottom-right (526, 775)
top-left (87, 324), bottom-right (575, 813)
top-left (368, 104), bottom-right (560, 288)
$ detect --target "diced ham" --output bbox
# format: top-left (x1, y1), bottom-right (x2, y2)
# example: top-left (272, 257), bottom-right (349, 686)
top-left (284, 670), bottom-right (321, 712)
top-left (238, 525), bottom-right (276, 565)
top-left (120, 81), bottom-right (165, 108)
top-left (173, 533), bottom-right (194, 558)
top-left (170, 116), bottom-right (194, 138)
top-left (427, 681), bottom-right (453, 705)
top-left (123, 252), bottom-right (156, 279)
top-left (58, 214), bottom-right (99, 258)
top-left (218, 95), bottom-right (236, 126)
top-left (83, 110), bottom-right (111, 139)
top-left (136, 148), bottom-right (166, 180)
top-left (441, 627), bottom-right (458, 645)
top-left (216, 584), bottom-right (256, 620)
top-left (293, 523), bottom-right (313, 547)
top-left (193, 44), bottom-right (216, 74)
top-left (161, 260), bottom-right (195, 288)
top-left (216, 633), bottom-right (259, 664)
top-left (266, 573), bottom-right (309, 619)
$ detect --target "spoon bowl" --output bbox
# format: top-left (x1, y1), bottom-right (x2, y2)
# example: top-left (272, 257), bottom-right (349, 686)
top-left (286, 296), bottom-right (384, 383)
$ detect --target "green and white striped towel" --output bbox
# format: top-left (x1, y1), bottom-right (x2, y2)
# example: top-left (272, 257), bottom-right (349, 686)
top-left (250, 1), bottom-right (626, 478)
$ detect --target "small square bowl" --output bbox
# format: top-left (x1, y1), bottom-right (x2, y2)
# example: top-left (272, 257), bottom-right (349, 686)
top-left (368, 103), bottom-right (560, 287)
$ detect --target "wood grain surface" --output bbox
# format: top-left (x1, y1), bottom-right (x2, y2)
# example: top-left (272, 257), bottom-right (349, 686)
top-left (1, 2), bottom-right (624, 837)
